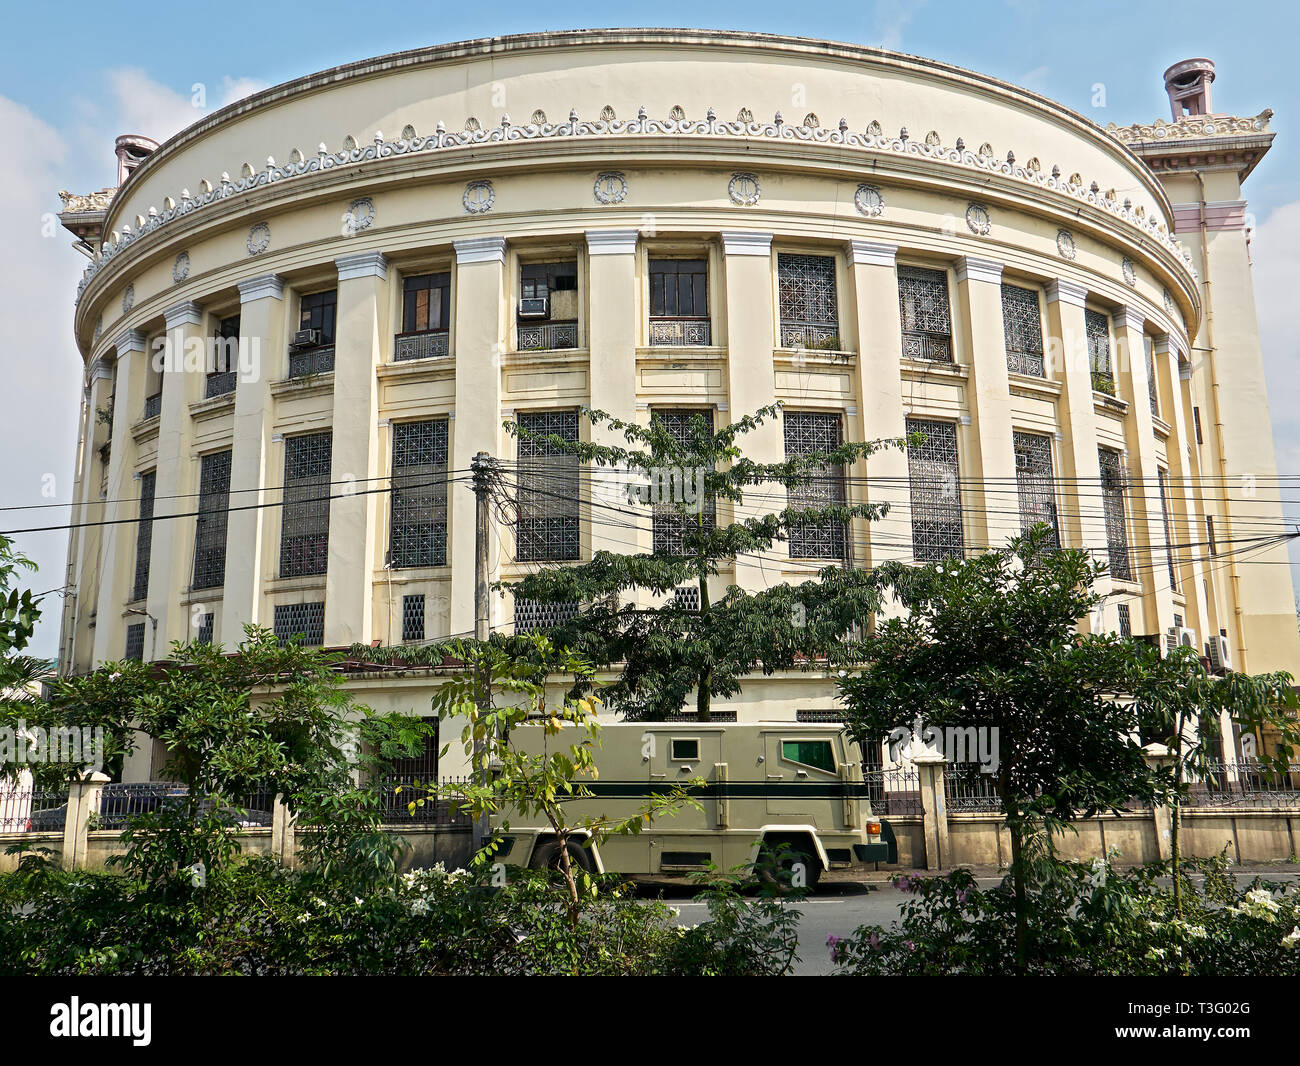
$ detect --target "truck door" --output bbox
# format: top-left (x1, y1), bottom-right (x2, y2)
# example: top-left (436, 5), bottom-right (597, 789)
top-left (762, 732), bottom-right (839, 825)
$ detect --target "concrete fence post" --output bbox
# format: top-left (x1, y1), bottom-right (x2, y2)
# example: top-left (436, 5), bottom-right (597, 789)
top-left (1144, 746), bottom-right (1176, 863)
top-left (913, 754), bottom-right (949, 871)
top-left (271, 793), bottom-right (297, 868)
top-left (61, 770), bottom-right (109, 870)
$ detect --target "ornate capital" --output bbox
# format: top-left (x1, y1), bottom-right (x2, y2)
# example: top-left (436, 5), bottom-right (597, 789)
top-left (238, 274), bottom-right (285, 303)
top-left (847, 239), bottom-right (897, 267)
top-left (1045, 278), bottom-right (1088, 308)
top-left (585, 229), bottom-right (639, 256)
top-left (720, 231), bottom-right (773, 257)
top-left (955, 256), bottom-right (1004, 285)
top-left (335, 250), bottom-right (389, 281)
top-left (453, 236), bottom-right (508, 265)
top-left (1118, 306), bottom-right (1147, 333)
top-left (163, 301), bottom-right (203, 329)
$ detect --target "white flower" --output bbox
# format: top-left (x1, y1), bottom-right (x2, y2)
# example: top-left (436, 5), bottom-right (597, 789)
top-left (1282, 928), bottom-right (1300, 949)
top-left (1186, 925), bottom-right (1207, 939)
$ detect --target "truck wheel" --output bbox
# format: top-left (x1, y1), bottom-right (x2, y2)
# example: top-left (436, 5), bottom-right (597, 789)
top-left (756, 839), bottom-right (822, 893)
top-left (530, 839), bottom-right (594, 875)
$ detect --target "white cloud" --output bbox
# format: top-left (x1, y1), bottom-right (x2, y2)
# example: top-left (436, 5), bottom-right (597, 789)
top-left (874, 0), bottom-right (927, 50)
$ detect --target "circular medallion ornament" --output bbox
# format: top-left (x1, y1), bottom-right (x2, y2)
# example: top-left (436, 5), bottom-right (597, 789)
top-left (1056, 229), bottom-right (1077, 261)
top-left (94, 314), bottom-right (102, 343)
top-left (172, 251), bottom-right (190, 283)
top-left (463, 180), bottom-right (495, 214)
top-left (728, 172), bottom-right (761, 206)
top-left (854, 184), bottom-right (884, 217)
top-left (344, 197), bottom-right (375, 234)
top-left (965, 202), bottom-right (992, 235)
top-left (1122, 257), bottom-right (1137, 287)
top-left (593, 172), bottom-right (628, 205)
top-left (1163, 288), bottom-right (1176, 315)
top-left (246, 222), bottom-right (271, 256)
top-left (121, 283), bottom-right (135, 313)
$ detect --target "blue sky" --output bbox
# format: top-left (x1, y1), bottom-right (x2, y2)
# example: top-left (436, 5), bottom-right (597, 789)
top-left (3, 0), bottom-right (1299, 657)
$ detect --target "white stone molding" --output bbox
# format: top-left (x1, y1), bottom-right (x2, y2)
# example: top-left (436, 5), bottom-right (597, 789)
top-left (846, 239), bottom-right (898, 267)
top-left (720, 231), bottom-right (773, 257)
top-left (454, 236), bottom-right (508, 264)
top-left (238, 274), bottom-right (285, 303)
top-left (335, 250), bottom-right (389, 281)
top-left (586, 229), bottom-right (639, 256)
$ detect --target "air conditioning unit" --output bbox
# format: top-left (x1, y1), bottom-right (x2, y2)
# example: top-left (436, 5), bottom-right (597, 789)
top-left (290, 328), bottom-right (321, 350)
top-left (517, 297), bottom-right (549, 318)
top-left (1165, 626), bottom-right (1197, 656)
top-left (1207, 634), bottom-right (1234, 673)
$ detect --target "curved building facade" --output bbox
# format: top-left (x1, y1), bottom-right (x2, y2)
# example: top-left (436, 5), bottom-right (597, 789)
top-left (55, 31), bottom-right (1297, 773)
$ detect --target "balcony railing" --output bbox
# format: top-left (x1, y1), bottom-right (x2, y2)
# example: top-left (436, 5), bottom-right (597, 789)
top-left (516, 320), bottom-right (579, 352)
top-left (205, 371), bottom-right (237, 399)
top-left (779, 322), bottom-right (840, 351)
top-left (649, 316), bottom-right (711, 347)
top-left (142, 392), bottom-right (162, 420)
top-left (902, 330), bottom-right (953, 363)
top-left (287, 346), bottom-right (335, 379)
top-left (1006, 348), bottom-right (1044, 377)
top-left (393, 330), bottom-right (450, 362)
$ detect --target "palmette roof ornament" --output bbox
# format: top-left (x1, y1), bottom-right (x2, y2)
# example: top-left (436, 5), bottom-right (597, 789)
top-left (59, 188), bottom-right (116, 214)
top-left (1106, 109), bottom-right (1272, 144)
top-left (75, 108), bottom-right (1200, 304)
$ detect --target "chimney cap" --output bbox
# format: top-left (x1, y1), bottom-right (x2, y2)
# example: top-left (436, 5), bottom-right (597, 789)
top-left (1163, 59), bottom-right (1216, 120)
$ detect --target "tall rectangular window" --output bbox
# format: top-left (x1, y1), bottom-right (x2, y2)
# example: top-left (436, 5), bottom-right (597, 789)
top-left (650, 409), bottom-right (716, 557)
top-left (1158, 468), bottom-right (1177, 591)
top-left (401, 594), bottom-right (425, 643)
top-left (273, 602), bottom-right (325, 646)
top-left (206, 314), bottom-right (240, 398)
top-left (649, 259), bottom-right (710, 346)
top-left (280, 432), bottom-right (332, 577)
top-left (196, 612), bottom-right (215, 645)
top-left (899, 267), bottom-right (953, 363)
top-left (517, 260), bottom-right (579, 351)
top-left (131, 470), bottom-right (156, 602)
top-left (192, 450), bottom-right (232, 590)
top-left (390, 420), bottom-right (449, 568)
top-left (1193, 407), bottom-right (1204, 445)
top-left (1117, 603), bottom-right (1132, 638)
top-left (1206, 515), bottom-right (1217, 557)
top-left (906, 418), bottom-right (963, 562)
top-left (396, 272), bottom-right (451, 361)
top-left (783, 411), bottom-right (847, 560)
top-left (516, 410), bottom-right (580, 562)
top-left (1145, 337), bottom-right (1159, 417)
top-left (290, 289), bottom-right (336, 377)
top-left (777, 253), bottom-right (839, 349)
top-left (125, 623), bottom-right (145, 662)
top-left (1085, 309), bottom-right (1113, 393)
top-left (514, 597), bottom-right (580, 634)
top-left (1099, 448), bottom-right (1132, 581)
top-left (1012, 431), bottom-right (1059, 547)
top-left (1001, 284), bottom-right (1044, 376)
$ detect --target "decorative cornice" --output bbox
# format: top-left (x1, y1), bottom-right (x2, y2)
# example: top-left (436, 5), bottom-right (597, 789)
top-left (846, 239), bottom-right (897, 267)
top-left (88, 357), bottom-right (115, 383)
top-left (114, 328), bottom-right (147, 354)
top-left (955, 255), bottom-right (1003, 285)
top-left (453, 235), bottom-right (507, 264)
top-left (57, 187), bottom-right (115, 214)
top-left (1106, 110), bottom-right (1272, 145)
top-left (585, 228), bottom-right (639, 256)
top-left (1045, 278), bottom-right (1088, 308)
top-left (163, 301), bottom-right (203, 329)
top-left (1118, 306), bottom-right (1146, 333)
top-left (76, 108), bottom-right (1198, 306)
top-left (335, 250), bottom-right (389, 281)
top-left (721, 231), bottom-right (773, 257)
top-left (237, 274), bottom-right (285, 303)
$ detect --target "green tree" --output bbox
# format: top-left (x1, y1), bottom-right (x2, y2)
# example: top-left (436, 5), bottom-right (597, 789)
top-left (0, 534), bottom-right (53, 785)
top-left (836, 526), bottom-right (1159, 969)
top-left (502, 404), bottom-right (897, 720)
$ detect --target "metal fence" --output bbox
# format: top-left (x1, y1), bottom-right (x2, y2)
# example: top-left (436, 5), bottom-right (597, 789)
top-left (864, 764), bottom-right (923, 816)
top-left (373, 777), bottom-right (472, 826)
top-left (0, 787), bottom-right (70, 833)
top-left (94, 782), bottom-right (276, 831)
top-left (1186, 762), bottom-right (1300, 809)
top-left (943, 764), bottom-right (1003, 813)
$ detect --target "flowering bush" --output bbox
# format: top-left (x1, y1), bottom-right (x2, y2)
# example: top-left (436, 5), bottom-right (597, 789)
top-left (828, 854), bottom-right (1300, 976)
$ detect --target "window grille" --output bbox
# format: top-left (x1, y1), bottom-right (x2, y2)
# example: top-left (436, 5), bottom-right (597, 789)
top-left (898, 267), bottom-right (953, 363)
top-left (1207, 516), bottom-right (1217, 557)
top-left (206, 314), bottom-right (239, 398)
top-left (1099, 448), bottom-right (1132, 581)
top-left (280, 432), bottom-right (332, 577)
top-left (777, 253), bottom-right (839, 349)
top-left (649, 409), bottom-right (716, 557)
top-left (783, 411), bottom-right (847, 560)
top-left (906, 418), bottom-right (964, 562)
top-left (513, 597), bottom-right (579, 634)
top-left (1085, 309), bottom-right (1113, 388)
top-left (273, 602), bottom-right (325, 647)
top-left (1117, 602), bottom-right (1132, 638)
top-left (386, 724), bottom-right (440, 782)
top-left (401, 594), bottom-right (425, 643)
top-left (131, 470), bottom-right (155, 602)
top-left (649, 259), bottom-right (710, 345)
top-left (1193, 407), bottom-right (1204, 445)
top-left (192, 450), bottom-right (232, 589)
top-left (390, 420), bottom-right (448, 568)
top-left (197, 612), bottom-right (214, 644)
top-left (1158, 469), bottom-right (1177, 591)
top-left (1001, 284), bottom-right (1044, 376)
top-left (1013, 431), bottom-right (1059, 547)
top-left (515, 410), bottom-right (580, 561)
top-left (125, 622), bottom-right (145, 662)
top-left (672, 586), bottom-right (701, 612)
top-left (1145, 339), bottom-right (1159, 417)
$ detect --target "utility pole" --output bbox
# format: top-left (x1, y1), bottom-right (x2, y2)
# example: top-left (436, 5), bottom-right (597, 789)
top-left (470, 451), bottom-right (493, 849)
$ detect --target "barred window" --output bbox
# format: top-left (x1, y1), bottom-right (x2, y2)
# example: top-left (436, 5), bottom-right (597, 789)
top-left (280, 432), bottom-right (332, 577)
top-left (1158, 468), bottom-right (1177, 591)
top-left (906, 418), bottom-right (964, 562)
top-left (514, 597), bottom-right (579, 634)
top-left (1145, 338), bottom-right (1159, 417)
top-left (777, 253), bottom-right (839, 349)
top-left (273, 602), bottom-right (325, 647)
top-left (388, 724), bottom-right (440, 782)
top-left (672, 586), bottom-right (701, 612)
top-left (196, 612), bottom-right (214, 645)
top-left (515, 410), bottom-right (580, 562)
top-left (650, 409), bottom-right (716, 557)
top-left (206, 314), bottom-right (240, 398)
top-left (1099, 448), bottom-right (1132, 581)
top-left (1206, 515), bottom-right (1217, 558)
top-left (401, 595), bottom-right (425, 643)
top-left (1013, 431), bottom-right (1059, 548)
top-left (131, 470), bottom-right (155, 602)
top-left (1117, 603), bottom-right (1132, 638)
top-left (783, 411), bottom-right (847, 560)
top-left (1085, 309), bottom-right (1113, 386)
top-left (899, 267), bottom-right (953, 363)
top-left (1001, 284), bottom-right (1044, 376)
top-left (125, 622), bottom-right (145, 662)
top-left (192, 450), bottom-right (232, 590)
top-left (1193, 407), bottom-right (1204, 445)
top-left (390, 420), bottom-right (448, 568)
